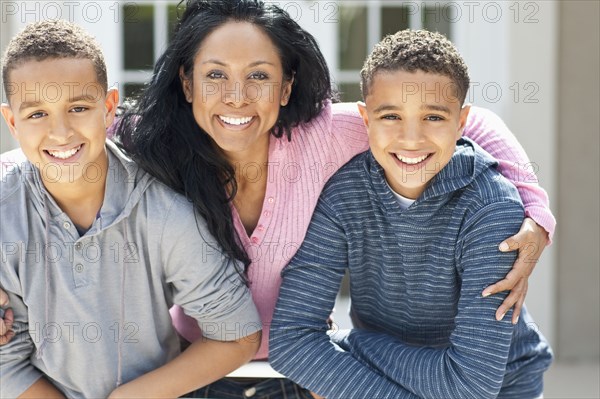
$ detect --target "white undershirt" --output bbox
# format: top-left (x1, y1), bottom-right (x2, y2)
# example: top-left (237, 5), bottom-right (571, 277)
top-left (386, 180), bottom-right (416, 210)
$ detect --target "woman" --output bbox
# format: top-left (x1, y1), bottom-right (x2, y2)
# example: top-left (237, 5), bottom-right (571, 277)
top-left (0, 0), bottom-right (554, 397)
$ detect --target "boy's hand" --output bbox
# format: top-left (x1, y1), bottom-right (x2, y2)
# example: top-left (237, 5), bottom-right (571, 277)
top-left (482, 218), bottom-right (548, 324)
top-left (0, 289), bottom-right (15, 345)
top-left (0, 309), bottom-right (15, 345)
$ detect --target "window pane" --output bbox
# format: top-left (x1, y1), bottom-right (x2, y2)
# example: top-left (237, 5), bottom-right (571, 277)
top-left (338, 83), bottom-right (362, 102)
top-left (423, 5), bottom-right (452, 38)
top-left (168, 3), bottom-right (181, 43)
top-left (123, 4), bottom-right (154, 70)
top-left (381, 6), bottom-right (410, 38)
top-left (339, 6), bottom-right (367, 70)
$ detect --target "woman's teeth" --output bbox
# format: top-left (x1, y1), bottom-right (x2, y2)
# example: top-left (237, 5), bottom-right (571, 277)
top-left (219, 115), bottom-right (253, 125)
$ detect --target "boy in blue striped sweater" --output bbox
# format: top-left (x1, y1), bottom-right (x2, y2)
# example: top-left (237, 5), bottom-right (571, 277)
top-left (270, 29), bottom-right (552, 398)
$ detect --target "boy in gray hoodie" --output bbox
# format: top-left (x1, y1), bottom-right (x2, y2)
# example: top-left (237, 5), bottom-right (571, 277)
top-left (0, 20), bottom-right (261, 398)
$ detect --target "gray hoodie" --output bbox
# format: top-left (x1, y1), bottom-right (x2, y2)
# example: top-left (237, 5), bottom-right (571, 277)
top-left (0, 141), bottom-right (261, 398)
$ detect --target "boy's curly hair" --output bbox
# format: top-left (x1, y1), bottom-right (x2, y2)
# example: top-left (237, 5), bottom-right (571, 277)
top-left (360, 29), bottom-right (470, 104)
top-left (2, 19), bottom-right (107, 95)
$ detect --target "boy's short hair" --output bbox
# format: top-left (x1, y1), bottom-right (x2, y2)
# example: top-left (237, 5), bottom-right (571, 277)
top-left (360, 29), bottom-right (470, 104)
top-left (2, 19), bottom-right (108, 96)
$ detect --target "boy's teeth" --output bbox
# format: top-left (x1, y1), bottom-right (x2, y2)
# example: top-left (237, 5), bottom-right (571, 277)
top-left (48, 145), bottom-right (81, 159)
top-left (395, 154), bottom-right (429, 164)
top-left (219, 115), bottom-right (253, 125)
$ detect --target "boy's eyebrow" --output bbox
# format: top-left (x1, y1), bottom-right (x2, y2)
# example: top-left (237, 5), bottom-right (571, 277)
top-left (69, 94), bottom-right (98, 103)
top-left (421, 104), bottom-right (452, 113)
top-left (372, 104), bottom-right (400, 113)
top-left (19, 101), bottom-right (42, 112)
top-left (18, 94), bottom-right (98, 111)
top-left (372, 104), bottom-right (453, 114)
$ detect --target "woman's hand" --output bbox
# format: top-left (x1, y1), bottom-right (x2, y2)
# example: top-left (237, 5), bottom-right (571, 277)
top-left (482, 218), bottom-right (549, 324)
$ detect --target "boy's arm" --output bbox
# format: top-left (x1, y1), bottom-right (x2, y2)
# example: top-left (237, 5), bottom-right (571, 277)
top-left (108, 332), bottom-right (260, 399)
top-left (0, 289), bottom-right (63, 398)
top-left (16, 378), bottom-right (65, 399)
top-left (269, 198), bottom-right (419, 399)
top-left (110, 195), bottom-right (261, 398)
top-left (333, 201), bottom-right (525, 399)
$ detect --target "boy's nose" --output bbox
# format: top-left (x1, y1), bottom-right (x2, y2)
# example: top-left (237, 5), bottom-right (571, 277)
top-left (397, 123), bottom-right (425, 144)
top-left (48, 117), bottom-right (74, 142)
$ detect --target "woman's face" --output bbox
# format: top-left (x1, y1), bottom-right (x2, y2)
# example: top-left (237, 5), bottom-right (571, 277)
top-left (181, 21), bottom-right (293, 161)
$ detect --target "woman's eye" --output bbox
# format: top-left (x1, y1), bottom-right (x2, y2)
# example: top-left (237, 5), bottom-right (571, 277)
top-left (207, 71), bottom-right (225, 79)
top-left (249, 72), bottom-right (268, 80)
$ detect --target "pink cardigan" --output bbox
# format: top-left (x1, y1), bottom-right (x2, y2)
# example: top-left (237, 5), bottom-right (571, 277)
top-left (171, 102), bottom-right (556, 360)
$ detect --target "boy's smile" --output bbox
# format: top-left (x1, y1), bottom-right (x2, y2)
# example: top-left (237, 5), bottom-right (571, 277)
top-left (358, 69), bottom-right (471, 199)
top-left (1, 58), bottom-right (117, 187)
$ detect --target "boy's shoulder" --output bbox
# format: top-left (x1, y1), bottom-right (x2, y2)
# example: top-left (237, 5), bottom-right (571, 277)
top-left (453, 139), bottom-right (523, 210)
top-left (319, 150), bottom-right (372, 203)
top-left (0, 148), bottom-right (30, 202)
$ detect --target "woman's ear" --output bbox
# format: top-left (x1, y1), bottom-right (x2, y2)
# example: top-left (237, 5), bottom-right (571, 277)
top-left (280, 74), bottom-right (294, 106)
top-left (180, 66), bottom-right (193, 103)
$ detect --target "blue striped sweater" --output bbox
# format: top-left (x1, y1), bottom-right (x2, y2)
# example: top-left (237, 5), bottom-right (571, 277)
top-left (269, 138), bottom-right (552, 399)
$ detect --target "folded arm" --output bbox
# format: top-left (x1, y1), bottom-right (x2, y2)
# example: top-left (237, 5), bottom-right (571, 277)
top-left (269, 199), bottom-right (418, 399)
top-left (333, 201), bottom-right (524, 399)
top-left (111, 196), bottom-right (262, 398)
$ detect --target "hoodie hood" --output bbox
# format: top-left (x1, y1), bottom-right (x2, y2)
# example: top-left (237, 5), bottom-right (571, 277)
top-left (367, 137), bottom-right (499, 206)
top-left (5, 140), bottom-right (154, 231)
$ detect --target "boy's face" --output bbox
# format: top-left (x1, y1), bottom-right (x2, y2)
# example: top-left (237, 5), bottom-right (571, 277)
top-left (1, 58), bottom-right (118, 186)
top-left (358, 69), bottom-right (470, 199)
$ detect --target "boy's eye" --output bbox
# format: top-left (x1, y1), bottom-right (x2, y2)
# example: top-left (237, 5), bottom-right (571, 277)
top-left (70, 106), bottom-right (88, 113)
top-left (207, 71), bottom-right (225, 79)
top-left (249, 71), bottom-right (268, 80)
top-left (382, 114), bottom-right (400, 120)
top-left (425, 115), bottom-right (444, 121)
top-left (29, 111), bottom-right (47, 119)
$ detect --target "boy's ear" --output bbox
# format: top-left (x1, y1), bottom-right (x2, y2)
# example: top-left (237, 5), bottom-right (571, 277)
top-left (104, 88), bottom-right (119, 128)
top-left (0, 103), bottom-right (18, 140)
top-left (357, 101), bottom-right (369, 129)
top-left (180, 66), bottom-right (192, 103)
top-left (456, 104), bottom-right (471, 139)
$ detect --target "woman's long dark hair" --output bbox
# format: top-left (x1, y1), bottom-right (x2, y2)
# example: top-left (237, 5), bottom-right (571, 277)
top-left (115, 0), bottom-right (333, 277)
